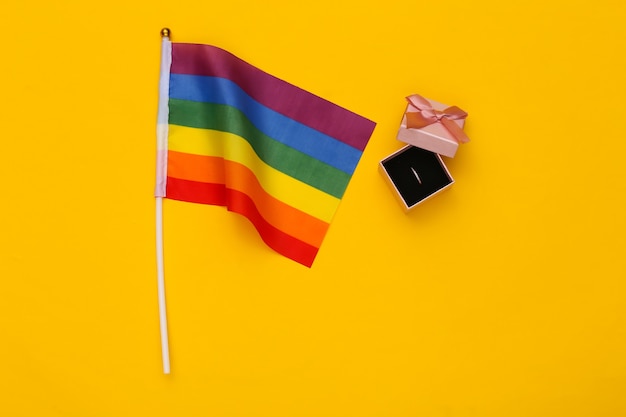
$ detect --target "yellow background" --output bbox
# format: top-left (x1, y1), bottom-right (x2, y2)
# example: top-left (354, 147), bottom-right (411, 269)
top-left (1, 0), bottom-right (625, 415)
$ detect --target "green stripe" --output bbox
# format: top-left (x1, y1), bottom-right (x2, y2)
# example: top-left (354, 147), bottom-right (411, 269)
top-left (168, 98), bottom-right (351, 199)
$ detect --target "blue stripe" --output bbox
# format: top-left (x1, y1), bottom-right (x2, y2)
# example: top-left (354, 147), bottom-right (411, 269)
top-left (168, 74), bottom-right (362, 174)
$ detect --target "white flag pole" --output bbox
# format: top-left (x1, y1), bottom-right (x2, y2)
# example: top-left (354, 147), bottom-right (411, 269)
top-left (155, 28), bottom-right (172, 374)
top-left (156, 197), bottom-right (170, 374)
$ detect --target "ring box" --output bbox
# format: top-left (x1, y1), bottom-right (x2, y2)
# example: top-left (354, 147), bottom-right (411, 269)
top-left (379, 145), bottom-right (454, 212)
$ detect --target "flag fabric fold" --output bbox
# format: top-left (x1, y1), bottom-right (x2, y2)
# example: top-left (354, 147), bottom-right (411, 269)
top-left (156, 40), bottom-right (376, 267)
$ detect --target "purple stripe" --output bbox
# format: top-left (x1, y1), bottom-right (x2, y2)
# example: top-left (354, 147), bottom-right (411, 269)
top-left (170, 43), bottom-right (375, 151)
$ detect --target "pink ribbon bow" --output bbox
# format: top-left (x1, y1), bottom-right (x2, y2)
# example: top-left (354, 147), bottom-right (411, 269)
top-left (405, 95), bottom-right (470, 144)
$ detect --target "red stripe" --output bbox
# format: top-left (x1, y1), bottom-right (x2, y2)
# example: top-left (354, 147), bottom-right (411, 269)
top-left (166, 177), bottom-right (226, 205)
top-left (170, 43), bottom-right (375, 152)
top-left (166, 177), bottom-right (319, 267)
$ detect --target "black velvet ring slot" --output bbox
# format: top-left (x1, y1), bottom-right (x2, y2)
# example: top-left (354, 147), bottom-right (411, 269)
top-left (380, 145), bottom-right (454, 210)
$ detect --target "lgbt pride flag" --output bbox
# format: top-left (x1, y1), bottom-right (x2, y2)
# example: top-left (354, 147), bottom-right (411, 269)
top-left (155, 36), bottom-right (376, 267)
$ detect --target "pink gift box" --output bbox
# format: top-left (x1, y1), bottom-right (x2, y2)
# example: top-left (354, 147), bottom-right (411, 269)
top-left (397, 95), bottom-right (469, 158)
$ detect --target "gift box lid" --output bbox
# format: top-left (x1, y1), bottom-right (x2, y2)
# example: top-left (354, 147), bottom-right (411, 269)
top-left (397, 95), bottom-right (469, 158)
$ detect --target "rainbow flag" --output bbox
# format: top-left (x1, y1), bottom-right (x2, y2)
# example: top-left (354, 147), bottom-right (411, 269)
top-left (155, 39), bottom-right (376, 267)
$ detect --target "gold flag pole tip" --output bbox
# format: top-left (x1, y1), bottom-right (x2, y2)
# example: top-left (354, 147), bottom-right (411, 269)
top-left (161, 28), bottom-right (171, 38)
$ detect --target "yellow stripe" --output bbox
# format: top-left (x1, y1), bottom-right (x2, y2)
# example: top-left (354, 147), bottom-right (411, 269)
top-left (168, 124), bottom-right (341, 223)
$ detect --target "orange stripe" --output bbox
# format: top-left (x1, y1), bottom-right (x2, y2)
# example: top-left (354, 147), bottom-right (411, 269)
top-left (167, 150), bottom-right (330, 247)
top-left (168, 150), bottom-right (225, 184)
